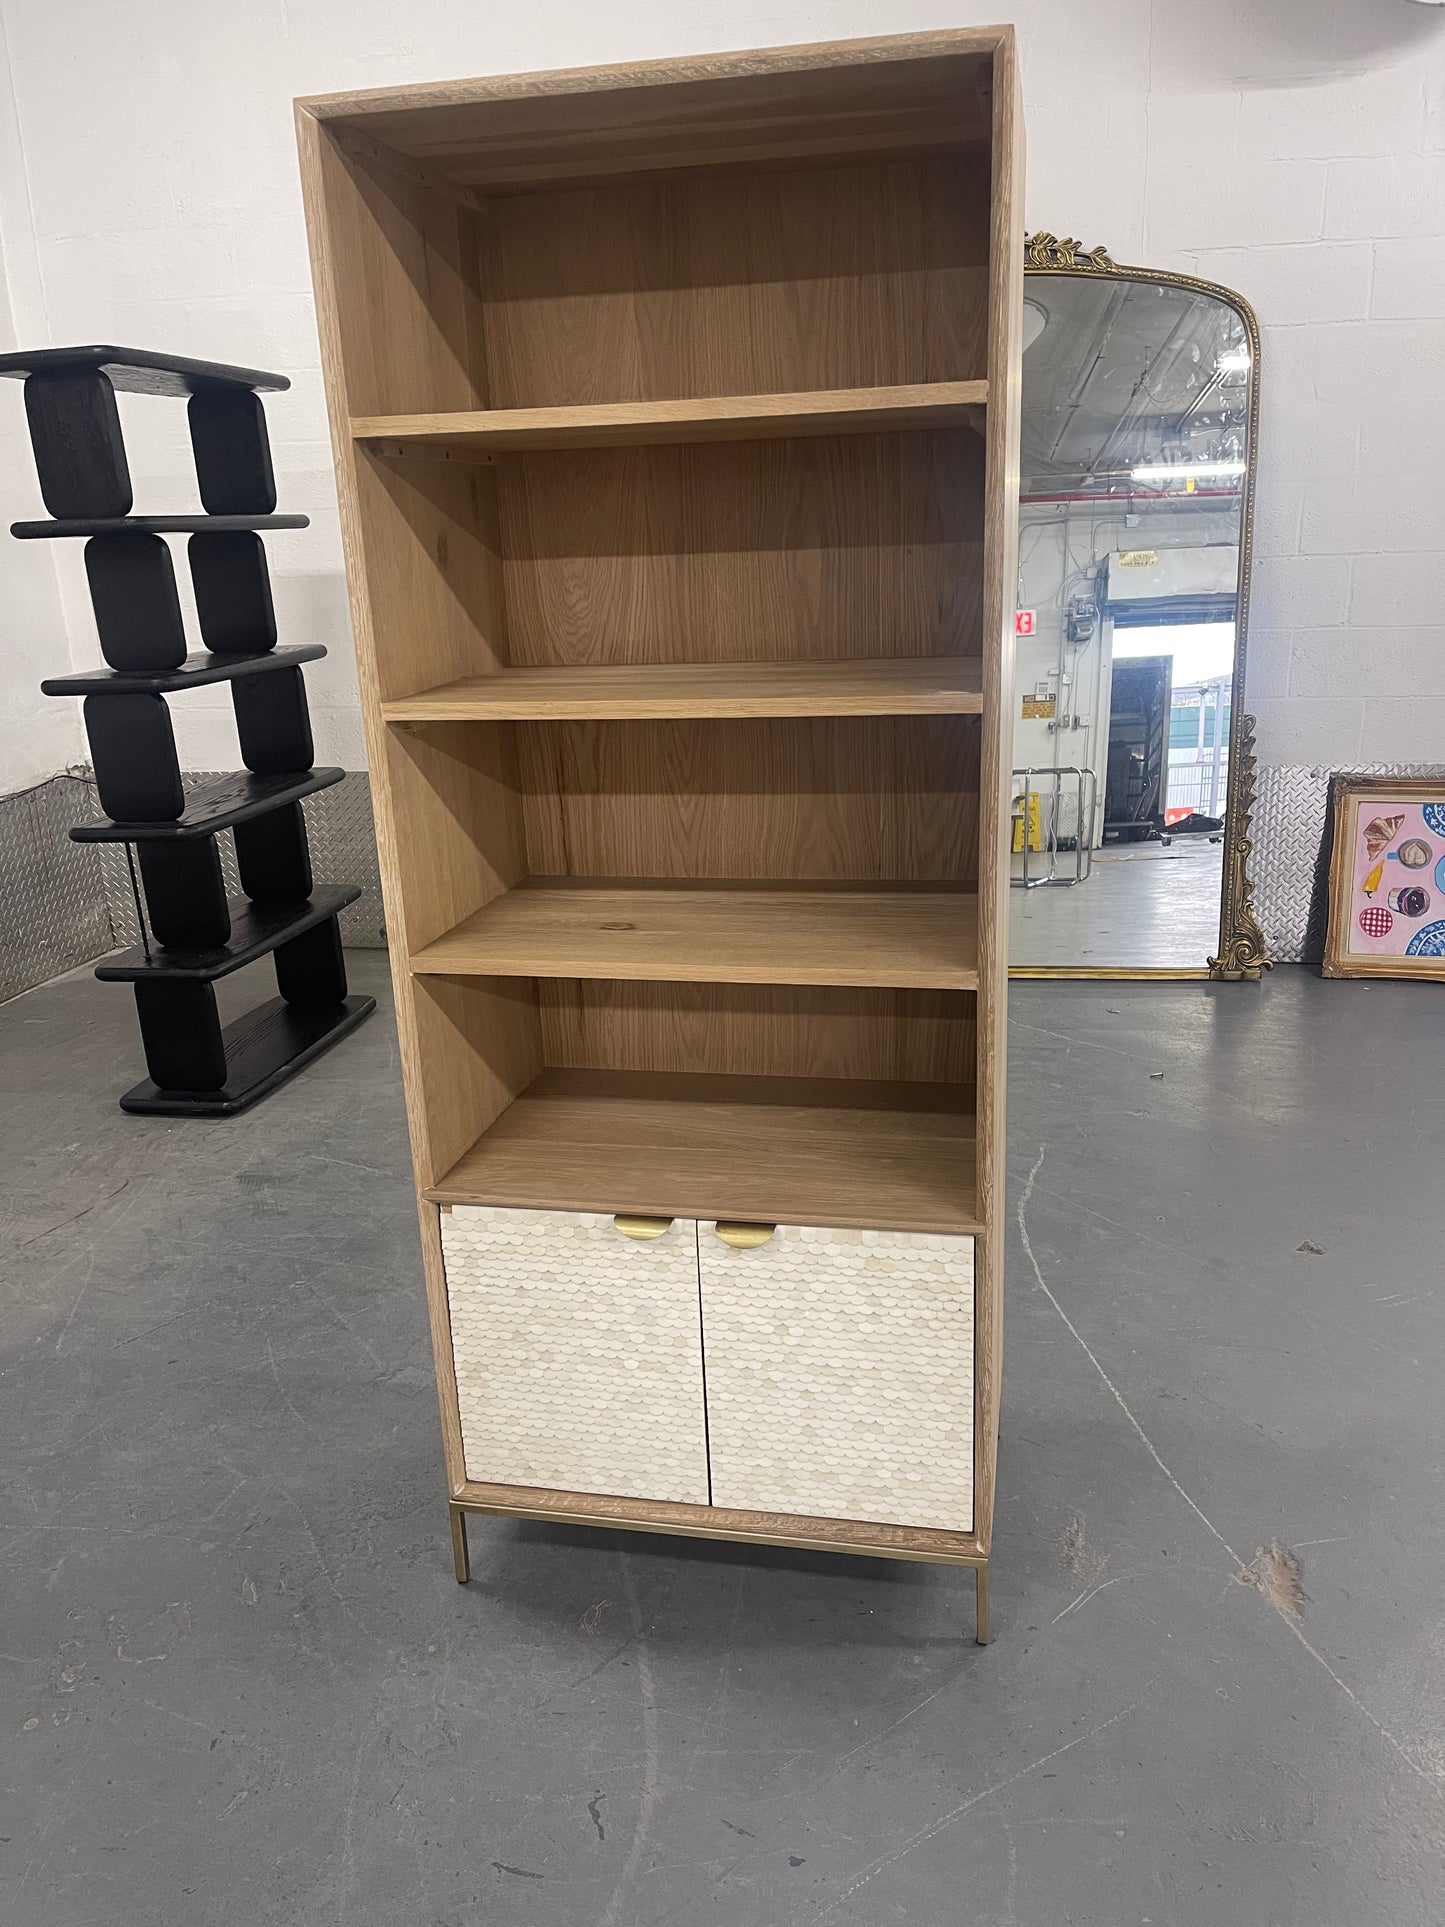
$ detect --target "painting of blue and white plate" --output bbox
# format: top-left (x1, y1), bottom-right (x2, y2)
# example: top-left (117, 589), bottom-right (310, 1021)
top-left (1422, 803), bottom-right (1445, 837)
top-left (1405, 919), bottom-right (1445, 958)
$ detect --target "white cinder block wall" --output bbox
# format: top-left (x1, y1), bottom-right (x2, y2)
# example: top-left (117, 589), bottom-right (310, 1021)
top-left (0, 0), bottom-right (1441, 792)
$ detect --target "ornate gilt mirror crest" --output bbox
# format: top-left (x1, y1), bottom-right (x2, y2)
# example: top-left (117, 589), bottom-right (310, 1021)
top-left (1010, 234), bottom-right (1270, 980)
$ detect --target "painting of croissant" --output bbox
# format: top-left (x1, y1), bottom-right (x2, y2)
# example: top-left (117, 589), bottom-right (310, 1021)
top-left (1363, 815), bottom-right (1405, 862)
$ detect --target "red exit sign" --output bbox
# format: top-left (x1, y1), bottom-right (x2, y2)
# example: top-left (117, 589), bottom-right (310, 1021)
top-left (1016, 609), bottom-right (1037, 636)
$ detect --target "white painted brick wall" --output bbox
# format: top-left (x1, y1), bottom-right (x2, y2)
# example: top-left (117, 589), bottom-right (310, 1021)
top-left (0, 0), bottom-right (1440, 790)
top-left (0, 20), bottom-right (79, 791)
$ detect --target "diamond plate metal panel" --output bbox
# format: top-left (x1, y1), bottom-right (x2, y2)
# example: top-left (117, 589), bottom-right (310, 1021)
top-left (1253, 762), bottom-right (1445, 963)
top-left (0, 775), bottom-right (115, 1003)
top-left (303, 774), bottom-right (385, 948)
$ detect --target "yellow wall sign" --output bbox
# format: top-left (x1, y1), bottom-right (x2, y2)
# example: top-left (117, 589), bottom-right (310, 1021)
top-left (1117, 549), bottom-right (1159, 568)
top-left (1021, 694), bottom-right (1056, 719)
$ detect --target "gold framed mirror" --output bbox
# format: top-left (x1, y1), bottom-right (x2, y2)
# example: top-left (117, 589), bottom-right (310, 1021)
top-left (1010, 235), bottom-right (1271, 981)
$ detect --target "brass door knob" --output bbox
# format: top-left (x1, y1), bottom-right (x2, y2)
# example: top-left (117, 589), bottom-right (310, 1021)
top-left (613, 1214), bottom-right (673, 1241)
top-left (713, 1221), bottom-right (776, 1249)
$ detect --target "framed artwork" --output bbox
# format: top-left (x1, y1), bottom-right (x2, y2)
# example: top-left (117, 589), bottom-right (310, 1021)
top-left (1324, 777), bottom-right (1445, 981)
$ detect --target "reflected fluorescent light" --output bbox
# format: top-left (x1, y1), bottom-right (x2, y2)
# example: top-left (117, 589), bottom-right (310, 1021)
top-left (1023, 298), bottom-right (1048, 352)
top-left (1217, 348), bottom-right (1251, 372)
top-left (1132, 460), bottom-right (1246, 482)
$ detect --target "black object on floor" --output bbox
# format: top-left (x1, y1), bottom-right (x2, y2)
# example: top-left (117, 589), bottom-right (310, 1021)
top-left (4, 342), bottom-right (374, 1113)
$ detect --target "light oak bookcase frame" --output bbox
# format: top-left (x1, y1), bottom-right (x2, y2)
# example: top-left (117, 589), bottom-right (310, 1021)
top-left (297, 27), bottom-right (1022, 1639)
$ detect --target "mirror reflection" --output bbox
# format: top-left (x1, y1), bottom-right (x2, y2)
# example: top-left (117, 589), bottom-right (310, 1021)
top-left (1009, 269), bottom-right (1253, 971)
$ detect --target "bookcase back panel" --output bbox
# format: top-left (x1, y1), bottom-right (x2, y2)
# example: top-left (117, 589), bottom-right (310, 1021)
top-left (479, 152), bottom-right (989, 406)
top-left (536, 979), bottom-right (975, 1087)
top-left (500, 431), bottom-right (984, 666)
top-left (516, 716), bottom-right (981, 884)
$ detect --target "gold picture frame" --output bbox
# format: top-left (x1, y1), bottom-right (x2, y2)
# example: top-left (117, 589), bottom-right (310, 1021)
top-left (1019, 234), bottom-right (1271, 982)
top-left (1323, 776), bottom-right (1445, 982)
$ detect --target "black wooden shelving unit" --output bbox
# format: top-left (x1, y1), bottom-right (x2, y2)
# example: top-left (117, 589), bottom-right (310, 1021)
top-left (4, 344), bottom-right (374, 1114)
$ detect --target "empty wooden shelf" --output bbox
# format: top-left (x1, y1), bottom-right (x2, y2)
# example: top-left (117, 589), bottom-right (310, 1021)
top-left (381, 657), bottom-right (986, 723)
top-left (425, 1069), bottom-right (980, 1234)
top-left (354, 380), bottom-right (987, 453)
top-left (299, 26), bottom-right (1022, 1640)
top-left (409, 881), bottom-right (979, 988)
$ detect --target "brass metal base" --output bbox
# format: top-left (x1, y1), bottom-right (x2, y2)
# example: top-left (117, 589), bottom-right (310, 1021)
top-left (1009, 965), bottom-right (1211, 981)
top-left (448, 1500), bottom-right (990, 1640)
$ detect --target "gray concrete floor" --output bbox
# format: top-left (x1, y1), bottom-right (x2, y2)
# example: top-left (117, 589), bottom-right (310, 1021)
top-left (1009, 837), bottom-right (1225, 968)
top-left (3, 953), bottom-right (1443, 1925)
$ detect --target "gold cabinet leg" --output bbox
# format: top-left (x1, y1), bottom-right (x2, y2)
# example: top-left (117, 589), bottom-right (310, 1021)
top-left (450, 1504), bottom-right (470, 1584)
top-left (975, 1564), bottom-right (990, 1645)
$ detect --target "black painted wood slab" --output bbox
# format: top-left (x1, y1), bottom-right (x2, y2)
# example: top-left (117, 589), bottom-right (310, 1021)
top-left (70, 767), bottom-right (344, 843)
top-left (0, 343), bottom-right (289, 396)
top-left (43, 644), bottom-right (325, 696)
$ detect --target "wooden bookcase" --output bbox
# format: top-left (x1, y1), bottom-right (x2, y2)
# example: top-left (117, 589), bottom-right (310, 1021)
top-left (298, 28), bottom-right (1022, 1640)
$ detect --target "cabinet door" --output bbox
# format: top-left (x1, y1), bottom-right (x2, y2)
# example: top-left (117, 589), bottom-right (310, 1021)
top-left (441, 1206), bottom-right (708, 1504)
top-left (699, 1222), bottom-right (974, 1531)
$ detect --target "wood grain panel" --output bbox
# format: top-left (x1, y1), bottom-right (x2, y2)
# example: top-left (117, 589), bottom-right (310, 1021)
top-left (453, 1477), bottom-right (986, 1563)
top-left (537, 979), bottom-right (973, 1085)
top-left (428, 1068), bottom-right (978, 1233)
top-left (382, 721), bottom-right (526, 953)
top-left (303, 34), bottom-right (997, 187)
top-left (355, 384), bottom-right (986, 452)
top-left (970, 34), bottom-right (1024, 1559)
top-left (380, 656), bottom-right (984, 722)
top-left (410, 881), bottom-right (979, 988)
top-left (306, 125), bottom-right (485, 417)
top-left (300, 103), bottom-right (473, 1499)
top-left (479, 154), bottom-right (988, 403)
top-left (352, 449), bottom-right (508, 700)
top-left (409, 974), bottom-right (542, 1189)
top-left (500, 430), bottom-right (985, 665)
top-left (516, 717), bottom-right (981, 884)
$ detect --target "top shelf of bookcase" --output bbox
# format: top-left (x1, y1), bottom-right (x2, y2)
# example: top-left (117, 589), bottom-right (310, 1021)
top-left (300, 32), bottom-right (1000, 191)
top-left (353, 382), bottom-right (987, 456)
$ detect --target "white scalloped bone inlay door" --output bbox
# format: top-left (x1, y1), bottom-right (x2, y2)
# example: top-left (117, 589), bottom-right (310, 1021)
top-left (441, 1205), bottom-right (709, 1503)
top-left (700, 1222), bottom-right (974, 1530)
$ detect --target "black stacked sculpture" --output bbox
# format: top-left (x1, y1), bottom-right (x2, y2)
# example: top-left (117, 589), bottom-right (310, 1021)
top-left (4, 345), bottom-right (374, 1114)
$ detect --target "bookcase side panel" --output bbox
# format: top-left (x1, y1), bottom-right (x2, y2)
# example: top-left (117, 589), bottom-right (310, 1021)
top-left (352, 450), bottom-right (511, 701)
top-left (298, 105), bottom-right (444, 1203)
top-left (303, 123), bottom-right (487, 418)
top-left (411, 974), bottom-right (544, 1187)
top-left (382, 721), bottom-right (528, 953)
top-left (300, 106), bottom-right (535, 1252)
top-left (973, 36), bottom-right (1025, 1554)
